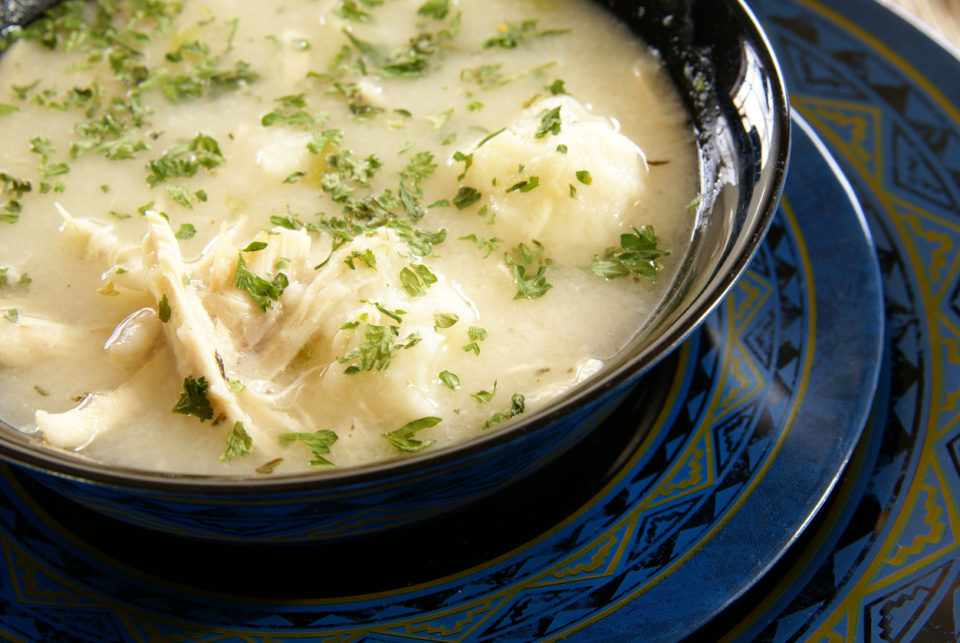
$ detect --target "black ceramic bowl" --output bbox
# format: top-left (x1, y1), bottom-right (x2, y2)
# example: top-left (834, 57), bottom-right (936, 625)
top-left (0, 0), bottom-right (789, 542)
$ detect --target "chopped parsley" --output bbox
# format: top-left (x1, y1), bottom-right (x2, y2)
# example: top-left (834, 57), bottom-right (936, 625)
top-left (344, 248), bottom-right (377, 270)
top-left (278, 429), bottom-right (339, 466)
top-left (506, 176), bottom-right (539, 193)
top-left (418, 0), bottom-right (452, 19)
top-left (505, 242), bottom-right (552, 300)
top-left (476, 127), bottom-right (505, 148)
top-left (0, 268), bottom-right (30, 291)
top-left (232, 255), bottom-right (288, 312)
top-left (576, 170), bottom-right (593, 184)
top-left (459, 233), bottom-right (502, 259)
top-left (0, 172), bottom-right (31, 222)
top-left (261, 93), bottom-right (329, 129)
top-left (534, 106), bottom-right (562, 139)
top-left (382, 416), bottom-right (441, 452)
top-left (399, 264), bottom-right (437, 296)
top-left (221, 422), bottom-right (252, 462)
top-left (30, 136), bottom-right (70, 179)
top-left (452, 186), bottom-right (481, 210)
top-left (453, 150), bottom-right (473, 181)
top-left (472, 380), bottom-right (497, 403)
top-left (339, 322), bottom-right (421, 373)
top-left (146, 134), bottom-right (226, 187)
top-left (433, 312), bottom-right (459, 329)
top-left (307, 129), bottom-right (344, 156)
top-left (157, 294), bottom-right (172, 322)
top-left (462, 325), bottom-right (487, 354)
top-left (335, 0), bottom-right (374, 22)
top-left (342, 29), bottom-right (433, 79)
top-left (548, 79), bottom-right (567, 95)
top-left (386, 220), bottom-right (447, 256)
top-left (176, 223), bottom-right (197, 239)
top-left (167, 185), bottom-right (194, 208)
top-left (439, 370), bottom-right (460, 390)
top-left (483, 393), bottom-right (525, 429)
top-left (592, 225), bottom-right (670, 282)
top-left (172, 376), bottom-right (214, 421)
top-left (482, 20), bottom-right (570, 49)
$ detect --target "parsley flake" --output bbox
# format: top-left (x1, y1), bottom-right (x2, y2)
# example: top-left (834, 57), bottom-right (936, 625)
top-left (506, 176), bottom-right (539, 193)
top-left (483, 393), bottom-right (525, 429)
top-left (452, 186), bottom-right (481, 210)
top-left (232, 255), bottom-right (288, 312)
top-left (158, 294), bottom-right (172, 322)
top-left (383, 416), bottom-right (441, 452)
top-left (482, 20), bottom-right (570, 49)
top-left (172, 376), bottom-right (214, 421)
top-left (439, 370), bottom-right (460, 390)
top-left (505, 242), bottom-right (552, 299)
top-left (535, 106), bottom-right (562, 139)
top-left (434, 312), bottom-right (459, 329)
top-left (418, 0), bottom-right (451, 19)
top-left (221, 422), bottom-right (253, 462)
top-left (278, 429), bottom-right (339, 466)
top-left (146, 134), bottom-right (226, 187)
top-left (592, 225), bottom-right (670, 282)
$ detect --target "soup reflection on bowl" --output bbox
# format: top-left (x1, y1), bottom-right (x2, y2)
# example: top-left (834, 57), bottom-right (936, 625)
top-left (0, 0), bottom-right (788, 542)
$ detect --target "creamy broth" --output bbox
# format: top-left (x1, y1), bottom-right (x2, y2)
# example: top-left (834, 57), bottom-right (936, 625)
top-left (0, 0), bottom-right (697, 475)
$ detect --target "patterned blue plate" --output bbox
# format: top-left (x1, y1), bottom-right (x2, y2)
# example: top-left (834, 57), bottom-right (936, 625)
top-left (0, 122), bottom-right (883, 640)
top-left (697, 1), bottom-right (960, 641)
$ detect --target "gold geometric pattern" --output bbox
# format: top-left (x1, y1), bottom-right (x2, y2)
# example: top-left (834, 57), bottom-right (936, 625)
top-left (792, 96), bottom-right (882, 179)
top-left (780, 2), bottom-right (960, 639)
top-left (547, 524), bottom-right (633, 584)
top-left (638, 427), bottom-right (715, 512)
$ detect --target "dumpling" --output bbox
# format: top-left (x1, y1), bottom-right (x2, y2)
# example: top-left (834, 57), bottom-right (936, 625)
top-left (468, 95), bottom-right (649, 263)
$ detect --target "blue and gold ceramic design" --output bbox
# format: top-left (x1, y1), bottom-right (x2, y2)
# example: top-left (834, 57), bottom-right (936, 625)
top-left (0, 121), bottom-right (884, 639)
top-left (720, 0), bottom-right (960, 640)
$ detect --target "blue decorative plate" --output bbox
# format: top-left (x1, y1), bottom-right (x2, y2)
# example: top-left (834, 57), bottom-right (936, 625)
top-left (700, 1), bottom-right (960, 641)
top-left (0, 113), bottom-right (884, 639)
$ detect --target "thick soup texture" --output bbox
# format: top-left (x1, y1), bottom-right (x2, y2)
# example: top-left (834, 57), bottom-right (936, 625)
top-left (0, 0), bottom-right (697, 475)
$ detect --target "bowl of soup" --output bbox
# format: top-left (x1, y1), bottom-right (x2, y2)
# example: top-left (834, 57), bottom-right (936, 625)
top-left (0, 0), bottom-right (788, 542)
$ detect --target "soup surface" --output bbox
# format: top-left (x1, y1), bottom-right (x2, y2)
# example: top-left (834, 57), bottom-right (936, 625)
top-left (0, 0), bottom-right (697, 475)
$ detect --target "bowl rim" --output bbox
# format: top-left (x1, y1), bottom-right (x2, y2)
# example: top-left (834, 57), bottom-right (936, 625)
top-left (0, 0), bottom-right (791, 494)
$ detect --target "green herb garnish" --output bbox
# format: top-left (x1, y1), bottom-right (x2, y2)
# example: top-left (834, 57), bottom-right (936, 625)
top-left (434, 312), bottom-right (459, 329)
top-left (592, 225), bottom-right (669, 282)
top-left (452, 186), bottom-right (481, 210)
top-left (172, 376), bottom-right (214, 421)
top-left (439, 370), bottom-right (460, 390)
top-left (506, 176), bottom-right (539, 193)
top-left (232, 255), bottom-right (288, 312)
top-left (505, 242), bottom-right (552, 299)
top-left (483, 393), bottom-right (525, 429)
top-left (383, 416), bottom-right (440, 452)
top-left (221, 422), bottom-right (252, 462)
top-left (482, 20), bottom-right (569, 49)
top-left (535, 106), bottom-right (562, 139)
top-left (158, 294), bottom-right (172, 322)
top-left (418, 0), bottom-right (451, 19)
top-left (278, 429), bottom-right (339, 466)
top-left (146, 133), bottom-right (225, 187)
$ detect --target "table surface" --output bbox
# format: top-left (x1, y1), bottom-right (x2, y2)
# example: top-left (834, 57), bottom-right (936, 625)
top-left (887, 0), bottom-right (960, 45)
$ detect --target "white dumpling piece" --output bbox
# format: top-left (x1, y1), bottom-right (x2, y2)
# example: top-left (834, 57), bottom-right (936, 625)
top-left (468, 95), bottom-right (649, 263)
